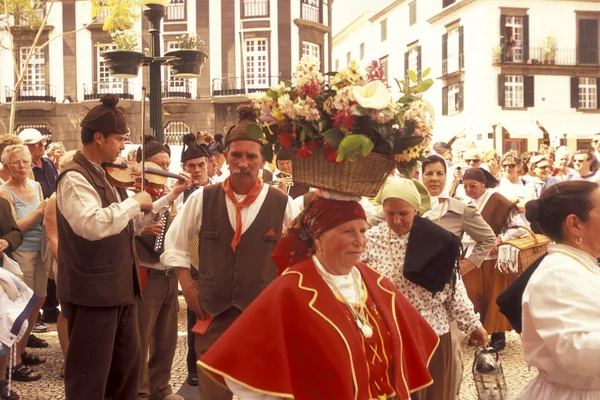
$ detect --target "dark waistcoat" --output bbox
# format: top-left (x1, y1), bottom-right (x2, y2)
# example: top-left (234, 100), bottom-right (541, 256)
top-left (56, 151), bottom-right (140, 307)
top-left (197, 183), bottom-right (287, 316)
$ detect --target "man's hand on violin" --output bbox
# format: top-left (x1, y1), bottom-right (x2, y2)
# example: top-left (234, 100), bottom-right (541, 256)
top-left (142, 222), bottom-right (163, 236)
top-left (133, 191), bottom-right (153, 212)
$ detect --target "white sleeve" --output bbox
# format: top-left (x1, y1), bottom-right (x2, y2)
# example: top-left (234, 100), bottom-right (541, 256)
top-left (225, 377), bottom-right (285, 400)
top-left (160, 187), bottom-right (204, 269)
top-left (526, 264), bottom-right (600, 377)
top-left (282, 197), bottom-right (301, 231)
top-left (56, 171), bottom-right (141, 241)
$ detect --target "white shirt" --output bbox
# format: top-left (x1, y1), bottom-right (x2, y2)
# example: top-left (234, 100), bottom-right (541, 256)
top-left (519, 244), bottom-right (600, 399)
top-left (498, 177), bottom-right (525, 202)
top-left (56, 169), bottom-right (168, 241)
top-left (160, 183), bottom-right (300, 269)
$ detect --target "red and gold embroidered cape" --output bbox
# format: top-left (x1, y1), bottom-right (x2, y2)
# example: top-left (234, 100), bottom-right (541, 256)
top-left (199, 259), bottom-right (439, 400)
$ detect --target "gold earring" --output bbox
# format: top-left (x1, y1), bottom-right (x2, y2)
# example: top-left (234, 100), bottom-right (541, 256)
top-left (576, 237), bottom-right (583, 245)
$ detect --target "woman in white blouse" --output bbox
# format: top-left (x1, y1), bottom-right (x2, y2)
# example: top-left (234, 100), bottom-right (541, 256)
top-left (519, 180), bottom-right (600, 399)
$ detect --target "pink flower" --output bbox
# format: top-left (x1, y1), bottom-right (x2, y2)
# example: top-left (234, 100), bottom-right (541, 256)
top-left (332, 109), bottom-right (355, 130)
top-left (299, 81), bottom-right (321, 98)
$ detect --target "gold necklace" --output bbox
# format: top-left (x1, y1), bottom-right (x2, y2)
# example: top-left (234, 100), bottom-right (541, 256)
top-left (317, 266), bottom-right (373, 338)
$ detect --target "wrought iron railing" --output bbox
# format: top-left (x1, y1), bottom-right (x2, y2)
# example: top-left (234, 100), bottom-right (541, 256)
top-left (5, 84), bottom-right (56, 102)
top-left (497, 46), bottom-right (600, 66)
top-left (162, 80), bottom-right (192, 99)
top-left (83, 81), bottom-right (134, 100)
top-left (301, 0), bottom-right (320, 23)
top-left (212, 76), bottom-right (290, 96)
top-left (242, 0), bottom-right (268, 17)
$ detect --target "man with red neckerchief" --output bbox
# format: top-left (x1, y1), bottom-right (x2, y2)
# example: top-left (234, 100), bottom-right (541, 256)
top-left (161, 104), bottom-right (298, 400)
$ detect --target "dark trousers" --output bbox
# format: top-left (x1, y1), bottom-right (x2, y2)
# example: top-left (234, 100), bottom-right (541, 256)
top-left (62, 302), bottom-right (141, 400)
top-left (42, 278), bottom-right (59, 312)
top-left (186, 307), bottom-right (197, 374)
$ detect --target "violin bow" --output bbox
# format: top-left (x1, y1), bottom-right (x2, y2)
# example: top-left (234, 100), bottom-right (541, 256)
top-left (140, 87), bottom-right (146, 192)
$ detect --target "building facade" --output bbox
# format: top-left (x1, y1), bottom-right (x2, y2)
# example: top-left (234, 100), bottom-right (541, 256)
top-left (332, 0), bottom-right (600, 153)
top-left (0, 0), bottom-right (332, 149)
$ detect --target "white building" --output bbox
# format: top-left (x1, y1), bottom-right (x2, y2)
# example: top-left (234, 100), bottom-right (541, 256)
top-left (0, 0), bottom-right (332, 148)
top-left (332, 0), bottom-right (600, 153)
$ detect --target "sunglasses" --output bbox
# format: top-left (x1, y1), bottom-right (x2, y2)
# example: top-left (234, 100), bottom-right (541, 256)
top-left (536, 165), bottom-right (552, 170)
top-left (573, 159), bottom-right (588, 163)
top-left (502, 163), bottom-right (516, 168)
top-left (464, 159), bottom-right (481, 163)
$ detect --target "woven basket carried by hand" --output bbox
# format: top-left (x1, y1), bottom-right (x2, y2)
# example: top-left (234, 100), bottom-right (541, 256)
top-left (501, 226), bottom-right (550, 273)
top-left (291, 148), bottom-right (396, 197)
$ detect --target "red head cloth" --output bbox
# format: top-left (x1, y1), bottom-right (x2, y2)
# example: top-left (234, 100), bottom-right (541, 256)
top-left (272, 197), bottom-right (367, 275)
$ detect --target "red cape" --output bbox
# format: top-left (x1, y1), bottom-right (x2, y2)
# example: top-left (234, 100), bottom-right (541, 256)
top-left (199, 259), bottom-right (439, 400)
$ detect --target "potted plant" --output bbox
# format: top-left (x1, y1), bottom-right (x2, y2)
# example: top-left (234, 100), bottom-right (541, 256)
top-left (542, 35), bottom-right (557, 65)
top-left (164, 34), bottom-right (208, 78)
top-left (249, 58), bottom-right (435, 196)
top-left (100, 30), bottom-right (145, 79)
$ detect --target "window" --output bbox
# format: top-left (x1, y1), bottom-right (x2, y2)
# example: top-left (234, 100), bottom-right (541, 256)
top-left (379, 56), bottom-right (389, 83)
top-left (441, 82), bottom-right (463, 115)
top-left (408, 48), bottom-right (418, 74)
top-left (165, 41), bottom-right (189, 95)
top-left (302, 42), bottom-right (320, 63)
top-left (20, 46), bottom-right (46, 95)
top-left (504, 16), bottom-right (524, 63)
top-left (301, 0), bottom-right (320, 23)
top-left (404, 46), bottom-right (421, 82)
top-left (579, 77), bottom-right (597, 109)
top-left (360, 43), bottom-right (365, 60)
top-left (380, 19), bottom-right (387, 42)
top-left (577, 18), bottom-right (599, 64)
top-left (166, 0), bottom-right (185, 20)
top-left (447, 27), bottom-right (459, 73)
top-left (96, 44), bottom-right (126, 94)
top-left (245, 38), bottom-right (269, 89)
top-left (346, 51), bottom-right (351, 65)
top-left (442, 26), bottom-right (463, 75)
top-left (243, 0), bottom-right (268, 18)
top-left (409, 1), bottom-right (417, 26)
top-left (164, 121), bottom-right (190, 146)
top-left (504, 75), bottom-right (524, 108)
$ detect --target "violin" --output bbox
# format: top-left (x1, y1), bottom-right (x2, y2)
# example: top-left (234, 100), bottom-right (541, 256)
top-left (103, 157), bottom-right (185, 193)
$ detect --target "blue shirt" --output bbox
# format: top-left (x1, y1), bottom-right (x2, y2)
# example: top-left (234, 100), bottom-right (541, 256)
top-left (32, 157), bottom-right (58, 199)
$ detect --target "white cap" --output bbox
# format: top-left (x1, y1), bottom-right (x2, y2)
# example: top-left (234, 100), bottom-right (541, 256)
top-left (18, 129), bottom-right (45, 145)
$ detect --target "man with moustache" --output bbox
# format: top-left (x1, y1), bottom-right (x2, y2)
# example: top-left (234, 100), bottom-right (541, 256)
top-left (161, 104), bottom-right (298, 400)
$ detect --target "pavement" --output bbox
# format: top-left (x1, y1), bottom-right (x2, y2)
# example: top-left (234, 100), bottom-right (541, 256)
top-left (10, 297), bottom-right (536, 400)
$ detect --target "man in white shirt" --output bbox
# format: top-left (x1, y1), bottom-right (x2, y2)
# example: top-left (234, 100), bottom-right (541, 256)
top-left (592, 132), bottom-right (600, 164)
top-left (56, 94), bottom-right (175, 400)
top-left (161, 104), bottom-right (297, 400)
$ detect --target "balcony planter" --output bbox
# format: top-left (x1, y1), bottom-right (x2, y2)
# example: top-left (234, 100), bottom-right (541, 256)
top-left (101, 50), bottom-right (145, 79)
top-left (164, 49), bottom-right (208, 78)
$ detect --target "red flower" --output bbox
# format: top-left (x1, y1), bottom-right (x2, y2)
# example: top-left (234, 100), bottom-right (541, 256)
top-left (324, 144), bottom-right (339, 163)
top-left (278, 133), bottom-right (293, 148)
top-left (307, 140), bottom-right (321, 151)
top-left (332, 110), bottom-right (355, 130)
top-left (296, 143), bottom-right (312, 158)
top-left (299, 82), bottom-right (321, 98)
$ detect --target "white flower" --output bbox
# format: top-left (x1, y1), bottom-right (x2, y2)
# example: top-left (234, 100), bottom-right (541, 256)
top-left (352, 81), bottom-right (391, 110)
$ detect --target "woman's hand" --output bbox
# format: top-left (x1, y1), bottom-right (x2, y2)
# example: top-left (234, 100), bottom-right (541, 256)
top-left (36, 199), bottom-right (47, 216)
top-left (470, 326), bottom-right (488, 347)
top-left (0, 239), bottom-right (9, 255)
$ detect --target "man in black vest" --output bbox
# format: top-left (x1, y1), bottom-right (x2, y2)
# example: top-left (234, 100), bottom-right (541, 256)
top-left (161, 104), bottom-right (298, 400)
top-left (56, 94), bottom-right (186, 400)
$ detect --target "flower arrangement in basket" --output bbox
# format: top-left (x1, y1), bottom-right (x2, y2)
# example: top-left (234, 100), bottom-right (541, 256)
top-left (248, 57), bottom-right (435, 195)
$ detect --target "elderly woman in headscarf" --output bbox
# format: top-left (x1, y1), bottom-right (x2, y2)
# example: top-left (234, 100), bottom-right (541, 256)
top-left (363, 177), bottom-right (488, 400)
top-left (198, 195), bottom-right (439, 400)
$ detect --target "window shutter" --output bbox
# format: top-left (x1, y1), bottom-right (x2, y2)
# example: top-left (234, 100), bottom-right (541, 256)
top-left (442, 86), bottom-right (448, 116)
top-left (458, 81), bottom-right (464, 111)
top-left (524, 76), bottom-right (535, 107)
top-left (570, 77), bottom-right (579, 109)
top-left (498, 74), bottom-right (505, 107)
top-left (417, 45), bottom-right (422, 81)
top-left (404, 51), bottom-right (409, 81)
top-left (458, 26), bottom-right (464, 70)
top-left (500, 15), bottom-right (507, 63)
top-left (523, 15), bottom-right (530, 63)
top-left (442, 33), bottom-right (448, 75)
top-left (597, 78), bottom-right (600, 109)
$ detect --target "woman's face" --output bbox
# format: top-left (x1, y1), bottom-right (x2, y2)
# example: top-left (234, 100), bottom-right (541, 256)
top-left (383, 198), bottom-right (417, 236)
top-left (315, 219), bottom-right (368, 275)
top-left (422, 162), bottom-right (447, 196)
top-left (484, 156), bottom-right (500, 177)
top-left (5, 151), bottom-right (31, 180)
top-left (572, 188), bottom-right (600, 259)
top-left (501, 158), bottom-right (519, 180)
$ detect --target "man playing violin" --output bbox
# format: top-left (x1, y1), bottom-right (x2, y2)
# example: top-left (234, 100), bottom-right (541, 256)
top-left (161, 104), bottom-right (299, 400)
top-left (55, 94), bottom-right (190, 400)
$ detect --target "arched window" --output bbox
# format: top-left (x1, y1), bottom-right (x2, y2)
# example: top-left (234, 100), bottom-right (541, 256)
top-left (164, 121), bottom-right (190, 146)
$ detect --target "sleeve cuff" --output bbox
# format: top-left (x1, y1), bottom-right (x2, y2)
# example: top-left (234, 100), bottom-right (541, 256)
top-left (153, 196), bottom-right (171, 214)
top-left (160, 250), bottom-right (191, 269)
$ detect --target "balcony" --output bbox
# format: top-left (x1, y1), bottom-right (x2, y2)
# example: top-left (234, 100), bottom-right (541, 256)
top-left (83, 81), bottom-right (134, 101)
top-left (166, 0), bottom-right (185, 21)
top-left (242, 0), bottom-right (268, 18)
top-left (212, 76), bottom-right (287, 97)
top-left (162, 80), bottom-right (192, 99)
top-left (494, 47), bottom-right (599, 67)
top-left (5, 84), bottom-right (56, 102)
top-left (301, 0), bottom-right (320, 24)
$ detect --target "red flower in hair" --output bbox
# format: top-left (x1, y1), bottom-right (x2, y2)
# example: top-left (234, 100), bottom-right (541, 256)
top-left (278, 133), bottom-right (293, 148)
top-left (296, 143), bottom-right (312, 158)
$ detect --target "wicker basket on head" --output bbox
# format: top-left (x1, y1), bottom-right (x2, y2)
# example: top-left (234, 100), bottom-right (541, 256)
top-left (500, 226), bottom-right (550, 273)
top-left (291, 148), bottom-right (395, 197)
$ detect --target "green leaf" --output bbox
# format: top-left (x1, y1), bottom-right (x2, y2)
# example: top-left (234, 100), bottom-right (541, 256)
top-left (374, 124), bottom-right (393, 139)
top-left (413, 79), bottom-right (434, 93)
top-left (393, 135), bottom-right (424, 153)
top-left (324, 71), bottom-right (338, 77)
top-left (423, 99), bottom-right (436, 118)
top-left (246, 124), bottom-right (264, 140)
top-left (336, 152), bottom-right (346, 162)
top-left (262, 143), bottom-right (274, 162)
top-left (408, 70), bottom-right (418, 83)
top-left (422, 67), bottom-right (431, 79)
top-left (349, 104), bottom-right (368, 116)
top-left (323, 128), bottom-right (345, 149)
top-left (299, 125), bottom-right (307, 142)
top-left (266, 89), bottom-right (279, 101)
top-left (338, 134), bottom-right (374, 157)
